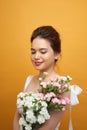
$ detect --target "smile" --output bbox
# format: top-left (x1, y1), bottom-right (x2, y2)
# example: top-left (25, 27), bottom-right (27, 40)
top-left (35, 62), bottom-right (43, 66)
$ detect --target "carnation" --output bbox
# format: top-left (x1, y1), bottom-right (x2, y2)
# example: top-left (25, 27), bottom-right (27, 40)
top-left (17, 92), bottom-right (50, 130)
top-left (17, 73), bottom-right (71, 130)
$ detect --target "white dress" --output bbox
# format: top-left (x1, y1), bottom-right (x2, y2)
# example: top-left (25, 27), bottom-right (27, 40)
top-left (22, 76), bottom-right (82, 130)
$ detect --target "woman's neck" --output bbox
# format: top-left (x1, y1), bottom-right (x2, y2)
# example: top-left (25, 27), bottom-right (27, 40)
top-left (38, 70), bottom-right (58, 81)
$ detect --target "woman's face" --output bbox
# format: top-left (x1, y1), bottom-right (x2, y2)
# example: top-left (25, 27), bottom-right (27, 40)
top-left (30, 37), bottom-right (58, 72)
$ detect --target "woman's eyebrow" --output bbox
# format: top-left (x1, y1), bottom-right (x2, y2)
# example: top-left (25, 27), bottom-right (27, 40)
top-left (39, 48), bottom-right (48, 51)
top-left (31, 48), bottom-right (48, 51)
top-left (31, 48), bottom-right (35, 50)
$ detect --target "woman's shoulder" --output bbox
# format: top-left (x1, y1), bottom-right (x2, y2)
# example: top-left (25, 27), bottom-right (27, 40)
top-left (25, 75), bottom-right (34, 83)
top-left (23, 75), bottom-right (34, 91)
top-left (25, 75), bottom-right (33, 81)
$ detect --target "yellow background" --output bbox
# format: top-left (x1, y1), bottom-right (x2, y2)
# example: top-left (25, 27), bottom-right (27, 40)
top-left (0, 0), bottom-right (87, 130)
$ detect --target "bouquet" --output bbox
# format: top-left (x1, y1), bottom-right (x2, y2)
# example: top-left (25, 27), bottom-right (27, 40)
top-left (17, 92), bottom-right (50, 130)
top-left (17, 72), bottom-right (72, 130)
top-left (38, 73), bottom-right (71, 112)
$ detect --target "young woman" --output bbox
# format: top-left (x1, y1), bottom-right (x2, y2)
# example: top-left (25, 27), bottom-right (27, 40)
top-left (13, 26), bottom-right (82, 130)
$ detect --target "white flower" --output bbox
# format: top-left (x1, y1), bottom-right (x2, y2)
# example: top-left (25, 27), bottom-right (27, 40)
top-left (24, 100), bottom-right (34, 108)
top-left (16, 99), bottom-right (24, 113)
top-left (19, 117), bottom-right (26, 126)
top-left (17, 92), bottom-right (26, 98)
top-left (67, 75), bottom-right (72, 80)
top-left (40, 107), bottom-right (50, 120)
top-left (37, 115), bottom-right (45, 124)
top-left (26, 110), bottom-right (36, 123)
top-left (17, 73), bottom-right (71, 130)
top-left (40, 101), bottom-right (48, 107)
top-left (64, 83), bottom-right (69, 88)
top-left (26, 95), bottom-right (35, 102)
top-left (60, 76), bottom-right (67, 81)
top-left (25, 124), bottom-right (32, 130)
top-left (17, 92), bottom-right (51, 130)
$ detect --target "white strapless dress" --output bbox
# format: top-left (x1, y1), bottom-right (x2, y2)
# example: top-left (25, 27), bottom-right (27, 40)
top-left (20, 76), bottom-right (82, 130)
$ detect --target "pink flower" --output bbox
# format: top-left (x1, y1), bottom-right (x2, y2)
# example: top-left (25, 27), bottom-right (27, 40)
top-left (64, 97), bottom-right (70, 104)
top-left (52, 98), bottom-right (61, 104)
top-left (62, 107), bottom-right (66, 111)
top-left (40, 82), bottom-right (47, 88)
top-left (45, 93), bottom-right (51, 101)
top-left (38, 93), bottom-right (45, 100)
top-left (49, 92), bottom-right (56, 97)
top-left (44, 92), bottom-right (55, 101)
top-left (61, 97), bottom-right (70, 105)
top-left (64, 84), bottom-right (69, 88)
top-left (52, 82), bottom-right (61, 88)
top-left (61, 99), bottom-right (67, 105)
top-left (50, 77), bottom-right (56, 82)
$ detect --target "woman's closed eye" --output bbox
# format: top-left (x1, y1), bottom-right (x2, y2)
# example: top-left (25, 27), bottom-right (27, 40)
top-left (40, 48), bottom-right (48, 54)
top-left (31, 51), bottom-right (36, 54)
top-left (31, 51), bottom-right (47, 54)
top-left (40, 51), bottom-right (47, 54)
top-left (31, 48), bottom-right (48, 54)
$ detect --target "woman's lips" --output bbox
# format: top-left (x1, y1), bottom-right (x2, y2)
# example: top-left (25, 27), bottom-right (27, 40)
top-left (35, 62), bottom-right (43, 66)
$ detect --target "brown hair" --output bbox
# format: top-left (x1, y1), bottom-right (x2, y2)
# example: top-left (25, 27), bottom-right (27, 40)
top-left (31, 25), bottom-right (61, 54)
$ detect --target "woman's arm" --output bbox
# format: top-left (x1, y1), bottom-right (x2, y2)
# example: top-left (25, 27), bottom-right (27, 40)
top-left (38, 111), bottom-right (65, 130)
top-left (13, 110), bottom-right (21, 130)
top-left (38, 91), bottom-right (70, 130)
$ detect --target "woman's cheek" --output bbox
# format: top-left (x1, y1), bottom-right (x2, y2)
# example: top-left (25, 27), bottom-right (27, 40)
top-left (44, 53), bottom-right (53, 60)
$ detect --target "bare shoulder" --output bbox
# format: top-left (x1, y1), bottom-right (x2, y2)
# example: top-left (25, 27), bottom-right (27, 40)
top-left (25, 75), bottom-right (40, 92)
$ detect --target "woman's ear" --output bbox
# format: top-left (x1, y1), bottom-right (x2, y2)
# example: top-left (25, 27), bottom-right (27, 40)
top-left (54, 53), bottom-right (59, 61)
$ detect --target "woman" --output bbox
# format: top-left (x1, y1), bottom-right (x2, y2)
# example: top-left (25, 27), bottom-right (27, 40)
top-left (13, 26), bottom-right (82, 130)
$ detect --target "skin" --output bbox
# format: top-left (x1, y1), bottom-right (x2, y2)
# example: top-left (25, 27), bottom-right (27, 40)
top-left (30, 37), bottom-right (57, 73)
top-left (13, 37), bottom-right (70, 130)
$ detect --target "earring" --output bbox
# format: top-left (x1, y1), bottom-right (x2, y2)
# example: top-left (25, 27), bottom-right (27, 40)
top-left (54, 57), bottom-right (58, 62)
top-left (55, 57), bottom-right (58, 60)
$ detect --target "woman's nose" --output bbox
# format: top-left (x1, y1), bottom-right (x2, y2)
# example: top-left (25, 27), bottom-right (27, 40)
top-left (35, 52), bottom-right (40, 59)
